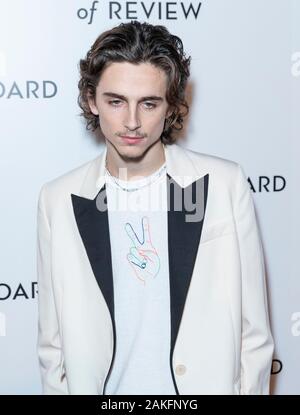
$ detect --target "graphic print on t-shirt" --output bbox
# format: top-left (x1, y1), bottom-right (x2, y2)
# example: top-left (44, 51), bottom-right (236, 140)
top-left (125, 216), bottom-right (161, 285)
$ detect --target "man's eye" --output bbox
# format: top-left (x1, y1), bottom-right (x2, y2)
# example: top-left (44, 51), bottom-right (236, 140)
top-left (109, 100), bottom-right (122, 106)
top-left (144, 102), bottom-right (156, 109)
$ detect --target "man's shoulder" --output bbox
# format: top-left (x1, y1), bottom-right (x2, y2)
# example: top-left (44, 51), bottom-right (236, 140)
top-left (175, 143), bottom-right (240, 176)
top-left (39, 151), bottom-right (103, 200)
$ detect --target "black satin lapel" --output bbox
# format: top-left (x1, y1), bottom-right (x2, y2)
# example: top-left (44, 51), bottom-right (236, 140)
top-left (167, 173), bottom-right (209, 352)
top-left (71, 185), bottom-right (114, 321)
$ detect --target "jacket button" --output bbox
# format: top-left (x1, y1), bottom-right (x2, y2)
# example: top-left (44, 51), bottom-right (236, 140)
top-left (175, 364), bottom-right (186, 375)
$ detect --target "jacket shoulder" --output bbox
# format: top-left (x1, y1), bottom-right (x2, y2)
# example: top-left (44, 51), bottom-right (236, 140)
top-left (179, 144), bottom-right (241, 180)
top-left (178, 145), bottom-right (251, 213)
top-left (37, 153), bottom-right (102, 206)
top-left (183, 145), bottom-right (238, 168)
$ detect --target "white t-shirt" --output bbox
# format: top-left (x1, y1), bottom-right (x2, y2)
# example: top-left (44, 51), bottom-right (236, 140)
top-left (104, 161), bottom-right (176, 395)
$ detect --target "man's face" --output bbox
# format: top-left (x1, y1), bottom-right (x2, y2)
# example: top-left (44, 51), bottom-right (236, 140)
top-left (88, 61), bottom-right (172, 160)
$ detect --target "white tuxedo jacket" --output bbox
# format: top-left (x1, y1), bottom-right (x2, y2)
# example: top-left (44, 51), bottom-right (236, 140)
top-left (36, 143), bottom-right (274, 395)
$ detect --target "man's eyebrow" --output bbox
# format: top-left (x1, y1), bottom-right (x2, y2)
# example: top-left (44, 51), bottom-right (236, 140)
top-left (102, 92), bottom-right (164, 102)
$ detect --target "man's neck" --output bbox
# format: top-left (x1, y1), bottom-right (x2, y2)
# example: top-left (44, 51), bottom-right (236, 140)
top-left (105, 140), bottom-right (166, 181)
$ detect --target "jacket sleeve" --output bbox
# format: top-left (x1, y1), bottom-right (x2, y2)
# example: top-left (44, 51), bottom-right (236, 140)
top-left (233, 164), bottom-right (274, 395)
top-left (36, 184), bottom-right (69, 394)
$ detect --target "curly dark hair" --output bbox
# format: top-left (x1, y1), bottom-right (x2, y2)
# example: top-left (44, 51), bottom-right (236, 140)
top-left (77, 21), bottom-right (191, 144)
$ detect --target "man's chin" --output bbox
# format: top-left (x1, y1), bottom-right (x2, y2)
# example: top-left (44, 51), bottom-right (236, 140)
top-left (105, 136), bottom-right (162, 161)
top-left (117, 147), bottom-right (148, 163)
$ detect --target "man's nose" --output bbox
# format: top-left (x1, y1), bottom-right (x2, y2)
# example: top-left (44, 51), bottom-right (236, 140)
top-left (124, 104), bottom-right (141, 131)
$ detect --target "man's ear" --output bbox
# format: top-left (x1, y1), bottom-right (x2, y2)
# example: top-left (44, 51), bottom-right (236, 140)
top-left (87, 94), bottom-right (99, 116)
top-left (166, 106), bottom-right (173, 119)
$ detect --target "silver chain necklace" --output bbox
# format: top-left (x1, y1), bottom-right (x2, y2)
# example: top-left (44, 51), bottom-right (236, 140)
top-left (104, 158), bottom-right (167, 192)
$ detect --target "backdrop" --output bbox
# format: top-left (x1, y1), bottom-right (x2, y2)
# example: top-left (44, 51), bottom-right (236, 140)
top-left (0, 0), bottom-right (298, 394)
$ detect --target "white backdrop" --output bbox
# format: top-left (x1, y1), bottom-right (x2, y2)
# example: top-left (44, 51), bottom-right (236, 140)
top-left (0, 0), bottom-right (298, 394)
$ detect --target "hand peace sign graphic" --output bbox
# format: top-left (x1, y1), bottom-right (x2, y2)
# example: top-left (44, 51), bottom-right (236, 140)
top-left (125, 216), bottom-right (161, 285)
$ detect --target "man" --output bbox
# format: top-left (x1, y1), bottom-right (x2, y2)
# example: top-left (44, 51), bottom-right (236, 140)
top-left (36, 21), bottom-right (274, 395)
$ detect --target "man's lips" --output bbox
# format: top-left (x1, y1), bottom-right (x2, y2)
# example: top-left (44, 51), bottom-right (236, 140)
top-left (120, 135), bottom-right (145, 144)
top-left (120, 136), bottom-right (143, 139)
